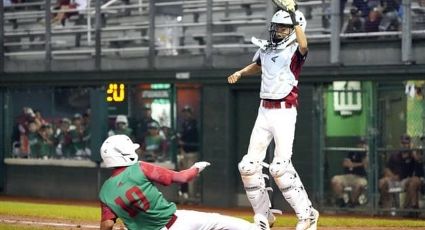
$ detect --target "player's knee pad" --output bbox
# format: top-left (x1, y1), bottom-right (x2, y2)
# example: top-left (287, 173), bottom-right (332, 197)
top-left (270, 158), bottom-right (311, 219)
top-left (270, 159), bottom-right (302, 193)
top-left (239, 156), bottom-right (266, 191)
top-left (239, 156), bottom-right (271, 215)
top-left (269, 157), bottom-right (300, 190)
top-left (238, 155), bottom-right (263, 176)
top-left (269, 157), bottom-right (291, 178)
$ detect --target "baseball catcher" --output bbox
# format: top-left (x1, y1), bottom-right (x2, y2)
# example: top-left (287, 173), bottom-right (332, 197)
top-left (227, 0), bottom-right (319, 229)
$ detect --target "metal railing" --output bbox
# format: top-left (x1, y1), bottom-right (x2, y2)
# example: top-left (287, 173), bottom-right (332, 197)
top-left (1, 0), bottom-right (425, 69)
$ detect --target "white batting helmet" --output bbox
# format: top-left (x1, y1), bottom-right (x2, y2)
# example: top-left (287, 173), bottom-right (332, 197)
top-left (269, 10), bottom-right (307, 47)
top-left (100, 135), bottom-right (139, 168)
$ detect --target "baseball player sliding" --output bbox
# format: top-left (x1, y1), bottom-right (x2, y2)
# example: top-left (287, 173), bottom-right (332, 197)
top-left (99, 135), bottom-right (264, 230)
top-left (227, 0), bottom-right (319, 229)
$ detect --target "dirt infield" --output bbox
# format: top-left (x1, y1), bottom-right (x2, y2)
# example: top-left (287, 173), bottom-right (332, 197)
top-left (0, 215), bottom-right (422, 230)
top-left (0, 214), bottom-right (423, 230)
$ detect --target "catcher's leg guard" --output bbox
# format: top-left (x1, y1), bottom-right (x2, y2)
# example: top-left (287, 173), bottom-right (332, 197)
top-left (239, 156), bottom-right (272, 219)
top-left (270, 157), bottom-right (312, 220)
top-left (254, 213), bottom-right (270, 230)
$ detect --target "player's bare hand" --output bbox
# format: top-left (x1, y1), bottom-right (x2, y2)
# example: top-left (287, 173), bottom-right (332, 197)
top-left (228, 71), bottom-right (241, 84)
top-left (191, 161), bottom-right (211, 173)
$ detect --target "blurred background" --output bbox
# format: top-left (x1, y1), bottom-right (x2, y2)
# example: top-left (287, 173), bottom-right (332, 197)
top-left (1, 0), bottom-right (425, 218)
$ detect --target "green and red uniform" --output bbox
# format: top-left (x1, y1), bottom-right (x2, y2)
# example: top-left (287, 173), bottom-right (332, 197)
top-left (99, 161), bottom-right (197, 230)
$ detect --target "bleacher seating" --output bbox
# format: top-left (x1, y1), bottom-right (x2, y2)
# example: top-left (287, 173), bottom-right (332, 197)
top-left (3, 0), bottom-right (424, 58)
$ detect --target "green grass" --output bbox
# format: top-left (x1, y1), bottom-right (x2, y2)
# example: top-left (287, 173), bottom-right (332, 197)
top-left (1, 200), bottom-right (425, 228)
top-left (0, 201), bottom-right (99, 221)
top-left (267, 215), bottom-right (425, 227)
top-left (0, 224), bottom-right (58, 230)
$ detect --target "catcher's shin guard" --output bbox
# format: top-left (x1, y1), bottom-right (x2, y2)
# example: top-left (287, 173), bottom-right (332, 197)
top-left (270, 158), bottom-right (312, 220)
top-left (239, 156), bottom-right (272, 219)
top-left (254, 213), bottom-right (270, 230)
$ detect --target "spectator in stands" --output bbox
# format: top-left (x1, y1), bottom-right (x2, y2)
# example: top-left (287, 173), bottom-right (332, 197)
top-left (331, 137), bottom-right (368, 208)
top-left (82, 108), bottom-right (91, 128)
top-left (135, 104), bottom-right (160, 146)
top-left (34, 109), bottom-right (48, 128)
top-left (178, 105), bottom-right (199, 155)
top-left (345, 7), bottom-right (365, 33)
top-left (367, 0), bottom-right (381, 10)
top-left (352, 0), bottom-right (371, 18)
top-left (38, 124), bottom-right (55, 159)
top-left (54, 118), bottom-right (73, 158)
top-left (365, 8), bottom-right (382, 32)
top-left (177, 105), bottom-right (200, 203)
top-left (141, 121), bottom-right (167, 162)
top-left (70, 113), bottom-right (91, 159)
top-left (12, 107), bottom-right (35, 158)
top-left (108, 114), bottom-right (133, 138)
top-left (379, 0), bottom-right (401, 31)
top-left (27, 120), bottom-right (41, 158)
top-left (22, 107), bottom-right (36, 122)
top-left (379, 134), bottom-right (424, 211)
top-left (52, 0), bottom-right (88, 26)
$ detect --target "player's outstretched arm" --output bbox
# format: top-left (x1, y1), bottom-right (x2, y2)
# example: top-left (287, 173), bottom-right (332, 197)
top-left (140, 161), bottom-right (210, 185)
top-left (227, 63), bottom-right (261, 84)
top-left (171, 161), bottom-right (211, 183)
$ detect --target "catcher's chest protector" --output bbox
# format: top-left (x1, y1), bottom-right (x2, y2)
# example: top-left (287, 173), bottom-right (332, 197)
top-left (254, 43), bottom-right (299, 99)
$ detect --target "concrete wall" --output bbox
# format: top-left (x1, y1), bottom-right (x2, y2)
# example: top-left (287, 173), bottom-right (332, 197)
top-left (4, 163), bottom-right (178, 201)
top-left (201, 85), bottom-right (238, 207)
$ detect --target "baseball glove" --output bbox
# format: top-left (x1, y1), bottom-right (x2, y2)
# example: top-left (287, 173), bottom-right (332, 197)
top-left (272, 0), bottom-right (296, 12)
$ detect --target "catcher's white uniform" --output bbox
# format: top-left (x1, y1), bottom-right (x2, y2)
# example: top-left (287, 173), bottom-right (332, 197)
top-left (238, 39), bottom-right (318, 230)
top-left (229, 8), bottom-right (319, 230)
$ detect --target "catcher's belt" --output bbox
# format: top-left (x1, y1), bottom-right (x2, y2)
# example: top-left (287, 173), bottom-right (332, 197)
top-left (262, 98), bottom-right (297, 109)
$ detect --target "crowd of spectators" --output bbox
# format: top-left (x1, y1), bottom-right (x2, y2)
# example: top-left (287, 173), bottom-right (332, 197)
top-left (343, 0), bottom-right (403, 33)
top-left (5, 0), bottom-right (422, 34)
top-left (12, 107), bottom-right (91, 160)
top-left (11, 104), bottom-right (190, 164)
top-left (379, 134), bottom-right (424, 216)
top-left (329, 134), bottom-right (424, 215)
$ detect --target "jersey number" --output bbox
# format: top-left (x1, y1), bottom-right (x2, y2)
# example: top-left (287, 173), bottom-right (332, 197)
top-left (114, 186), bottom-right (150, 217)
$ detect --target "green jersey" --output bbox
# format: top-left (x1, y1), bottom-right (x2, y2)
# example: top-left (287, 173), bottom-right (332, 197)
top-left (99, 163), bottom-right (176, 230)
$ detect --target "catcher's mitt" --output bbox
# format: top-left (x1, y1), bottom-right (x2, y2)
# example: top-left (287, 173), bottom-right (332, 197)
top-left (272, 0), bottom-right (296, 12)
